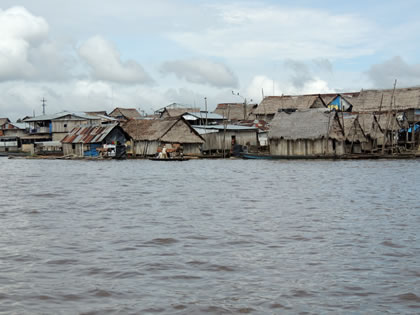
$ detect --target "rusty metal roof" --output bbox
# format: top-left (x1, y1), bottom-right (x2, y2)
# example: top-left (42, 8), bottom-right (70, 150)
top-left (61, 124), bottom-right (118, 144)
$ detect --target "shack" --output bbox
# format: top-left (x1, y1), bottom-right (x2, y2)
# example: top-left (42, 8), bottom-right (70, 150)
top-left (253, 95), bottom-right (326, 121)
top-left (182, 112), bottom-right (225, 126)
top-left (213, 103), bottom-right (257, 121)
top-left (122, 117), bottom-right (204, 156)
top-left (356, 113), bottom-right (384, 152)
top-left (0, 136), bottom-right (20, 153)
top-left (341, 114), bottom-right (368, 154)
top-left (109, 107), bottom-right (142, 121)
top-left (23, 111), bottom-right (103, 141)
top-left (155, 103), bottom-right (200, 118)
top-left (193, 124), bottom-right (258, 154)
top-left (61, 124), bottom-right (128, 158)
top-left (268, 110), bottom-right (345, 157)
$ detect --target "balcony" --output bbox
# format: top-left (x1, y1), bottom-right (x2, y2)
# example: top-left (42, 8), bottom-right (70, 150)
top-left (30, 127), bottom-right (50, 134)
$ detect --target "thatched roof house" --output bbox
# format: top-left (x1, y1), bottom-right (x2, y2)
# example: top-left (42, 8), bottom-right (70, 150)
top-left (122, 117), bottom-right (204, 156)
top-left (356, 113), bottom-right (386, 151)
top-left (375, 113), bottom-right (401, 131)
top-left (160, 107), bottom-right (200, 118)
top-left (268, 109), bottom-right (345, 156)
top-left (0, 118), bottom-right (10, 126)
top-left (352, 87), bottom-right (420, 112)
top-left (213, 103), bottom-right (256, 121)
top-left (109, 108), bottom-right (141, 120)
top-left (85, 111), bottom-right (108, 116)
top-left (341, 114), bottom-right (368, 153)
top-left (253, 95), bottom-right (326, 121)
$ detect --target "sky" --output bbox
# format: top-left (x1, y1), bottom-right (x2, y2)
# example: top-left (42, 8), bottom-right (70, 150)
top-left (1, 0), bottom-right (420, 120)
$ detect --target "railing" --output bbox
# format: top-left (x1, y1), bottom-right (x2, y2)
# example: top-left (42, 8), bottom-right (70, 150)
top-left (30, 127), bottom-right (50, 134)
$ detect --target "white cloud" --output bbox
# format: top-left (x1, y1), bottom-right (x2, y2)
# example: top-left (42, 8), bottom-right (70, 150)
top-left (168, 4), bottom-right (376, 60)
top-left (366, 56), bottom-right (420, 88)
top-left (0, 6), bottom-right (49, 80)
top-left (78, 36), bottom-right (153, 84)
top-left (164, 87), bottom-right (207, 107)
top-left (246, 75), bottom-right (334, 103)
top-left (160, 58), bottom-right (238, 88)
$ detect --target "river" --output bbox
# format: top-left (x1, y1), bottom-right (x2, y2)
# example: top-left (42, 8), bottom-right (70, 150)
top-left (0, 158), bottom-right (419, 314)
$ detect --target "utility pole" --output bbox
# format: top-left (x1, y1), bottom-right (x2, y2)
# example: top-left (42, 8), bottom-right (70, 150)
top-left (41, 97), bottom-right (47, 115)
top-left (204, 97), bottom-right (208, 127)
top-left (232, 91), bottom-right (251, 120)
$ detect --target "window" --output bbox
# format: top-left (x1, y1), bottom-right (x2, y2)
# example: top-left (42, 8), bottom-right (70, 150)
top-left (72, 144), bottom-right (75, 150)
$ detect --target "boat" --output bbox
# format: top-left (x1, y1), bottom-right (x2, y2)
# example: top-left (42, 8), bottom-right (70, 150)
top-left (148, 157), bottom-right (189, 161)
top-left (240, 152), bottom-right (340, 160)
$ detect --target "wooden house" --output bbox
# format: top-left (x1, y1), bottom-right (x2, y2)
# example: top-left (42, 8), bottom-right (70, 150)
top-left (61, 124), bottom-right (128, 158)
top-left (0, 118), bottom-right (10, 130)
top-left (182, 112), bottom-right (225, 126)
top-left (341, 114), bottom-right (368, 154)
top-left (122, 117), bottom-right (204, 156)
top-left (351, 87), bottom-right (420, 112)
top-left (158, 105), bottom-right (200, 118)
top-left (357, 113), bottom-right (384, 152)
top-left (0, 122), bottom-right (28, 153)
top-left (213, 103), bottom-right (257, 121)
top-left (253, 95), bottom-right (326, 121)
top-left (109, 108), bottom-right (142, 121)
top-left (193, 124), bottom-right (258, 154)
top-left (23, 111), bottom-right (104, 141)
top-left (268, 109), bottom-right (345, 157)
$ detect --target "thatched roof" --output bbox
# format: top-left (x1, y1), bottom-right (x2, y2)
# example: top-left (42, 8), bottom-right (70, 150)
top-left (268, 109), bottom-right (343, 140)
top-left (85, 111), bottom-right (108, 116)
top-left (122, 117), bottom-right (204, 144)
top-left (320, 92), bottom-right (360, 106)
top-left (0, 118), bottom-right (10, 126)
top-left (161, 108), bottom-right (200, 118)
top-left (109, 108), bottom-right (141, 119)
top-left (213, 103), bottom-right (256, 120)
top-left (357, 113), bottom-right (383, 140)
top-left (342, 115), bottom-right (367, 143)
top-left (254, 95), bottom-right (325, 115)
top-left (352, 87), bottom-right (420, 112)
top-left (375, 113), bottom-right (401, 131)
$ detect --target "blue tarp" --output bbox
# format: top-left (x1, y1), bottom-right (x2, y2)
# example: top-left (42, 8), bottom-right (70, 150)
top-left (84, 143), bottom-right (101, 157)
top-left (407, 124), bottom-right (419, 133)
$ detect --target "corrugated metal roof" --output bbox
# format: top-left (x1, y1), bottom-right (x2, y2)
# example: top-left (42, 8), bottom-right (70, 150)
top-left (184, 112), bottom-right (225, 120)
top-left (193, 125), bottom-right (258, 131)
top-left (24, 111), bottom-right (101, 122)
top-left (61, 124), bottom-right (118, 144)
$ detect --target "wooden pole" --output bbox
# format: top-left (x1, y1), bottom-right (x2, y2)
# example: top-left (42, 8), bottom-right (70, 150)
top-left (222, 105), bottom-right (231, 158)
top-left (381, 80), bottom-right (397, 155)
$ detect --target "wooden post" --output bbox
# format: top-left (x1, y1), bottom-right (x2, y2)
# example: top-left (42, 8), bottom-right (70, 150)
top-left (381, 80), bottom-right (397, 155)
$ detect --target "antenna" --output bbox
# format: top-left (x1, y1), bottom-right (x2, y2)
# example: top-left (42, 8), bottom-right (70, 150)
top-left (204, 97), bottom-right (208, 127)
top-left (41, 97), bottom-right (47, 115)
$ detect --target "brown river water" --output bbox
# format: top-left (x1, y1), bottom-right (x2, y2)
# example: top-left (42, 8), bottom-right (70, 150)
top-left (0, 158), bottom-right (419, 314)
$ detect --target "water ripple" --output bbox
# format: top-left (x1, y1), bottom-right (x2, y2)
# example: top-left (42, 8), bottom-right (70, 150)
top-left (0, 158), bottom-right (419, 314)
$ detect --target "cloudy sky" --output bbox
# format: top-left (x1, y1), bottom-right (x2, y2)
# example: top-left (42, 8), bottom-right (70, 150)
top-left (1, 0), bottom-right (420, 120)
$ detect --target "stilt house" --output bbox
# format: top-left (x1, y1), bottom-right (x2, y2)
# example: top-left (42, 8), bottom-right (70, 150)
top-left (268, 110), bottom-right (345, 156)
top-left (122, 117), bottom-right (204, 156)
top-left (61, 124), bottom-right (128, 157)
top-left (253, 95), bottom-right (326, 121)
top-left (342, 114), bottom-right (368, 154)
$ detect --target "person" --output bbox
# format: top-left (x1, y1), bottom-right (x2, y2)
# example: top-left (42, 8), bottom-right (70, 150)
top-left (161, 146), bottom-right (168, 159)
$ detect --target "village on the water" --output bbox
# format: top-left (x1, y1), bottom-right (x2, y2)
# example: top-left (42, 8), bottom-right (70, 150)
top-left (1, 85), bottom-right (420, 160)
